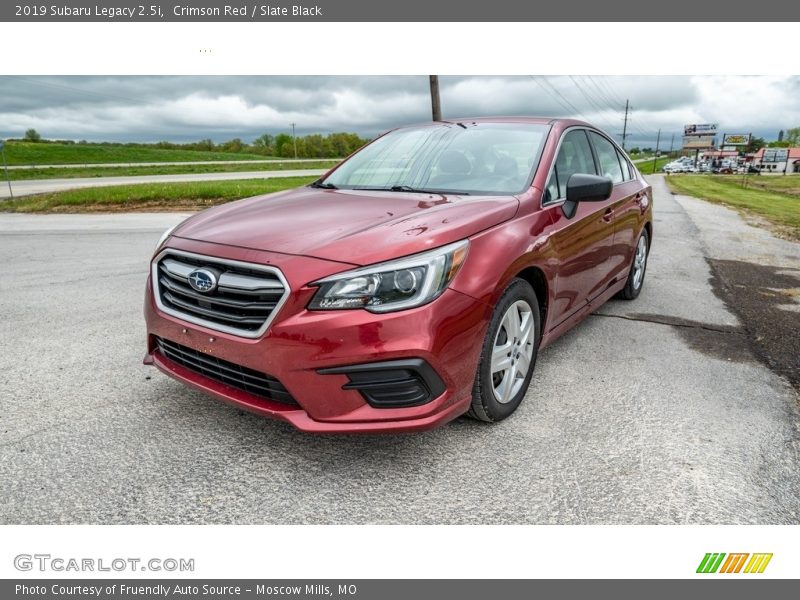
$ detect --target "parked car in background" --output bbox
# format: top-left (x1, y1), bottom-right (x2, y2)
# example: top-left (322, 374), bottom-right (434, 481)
top-left (663, 160), bottom-right (696, 173)
top-left (662, 162), bottom-right (685, 173)
top-left (144, 117), bottom-right (653, 433)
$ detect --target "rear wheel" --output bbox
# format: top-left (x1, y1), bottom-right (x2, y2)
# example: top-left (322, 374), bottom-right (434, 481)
top-left (468, 278), bottom-right (540, 422)
top-left (617, 228), bottom-right (649, 300)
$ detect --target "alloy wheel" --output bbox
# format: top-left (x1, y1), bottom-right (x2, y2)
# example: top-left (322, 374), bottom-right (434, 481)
top-left (491, 300), bottom-right (535, 404)
top-left (632, 234), bottom-right (647, 290)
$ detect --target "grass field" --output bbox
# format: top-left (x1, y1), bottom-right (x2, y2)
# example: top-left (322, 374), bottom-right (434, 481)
top-left (636, 157), bottom-right (671, 175)
top-left (4, 160), bottom-right (339, 181)
top-left (665, 174), bottom-right (800, 239)
top-left (1, 142), bottom-right (278, 165)
top-left (0, 176), bottom-right (315, 213)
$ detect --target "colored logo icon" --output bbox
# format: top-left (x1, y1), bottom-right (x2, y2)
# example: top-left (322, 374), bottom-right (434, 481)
top-left (696, 553), bottom-right (773, 574)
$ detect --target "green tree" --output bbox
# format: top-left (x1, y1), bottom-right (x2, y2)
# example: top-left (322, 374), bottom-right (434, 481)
top-left (304, 134), bottom-right (324, 158)
top-left (745, 137), bottom-right (766, 153)
top-left (274, 133), bottom-right (293, 157)
top-left (194, 138), bottom-right (215, 151)
top-left (786, 127), bottom-right (800, 145)
top-left (221, 138), bottom-right (244, 153)
top-left (252, 133), bottom-right (275, 155)
top-left (24, 128), bottom-right (41, 142)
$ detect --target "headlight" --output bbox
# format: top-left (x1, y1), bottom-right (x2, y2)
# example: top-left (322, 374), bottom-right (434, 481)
top-left (154, 224), bottom-right (178, 254)
top-left (308, 240), bottom-right (469, 313)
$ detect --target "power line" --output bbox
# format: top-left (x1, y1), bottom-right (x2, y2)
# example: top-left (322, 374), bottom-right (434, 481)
top-left (584, 76), bottom-right (623, 112)
top-left (529, 76), bottom-right (587, 120)
top-left (567, 76), bottom-right (620, 132)
top-left (529, 76), bottom-right (678, 148)
top-left (593, 75), bottom-right (627, 107)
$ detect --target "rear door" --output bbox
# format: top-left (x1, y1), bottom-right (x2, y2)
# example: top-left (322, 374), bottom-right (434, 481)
top-left (543, 129), bottom-right (617, 326)
top-left (587, 131), bottom-right (644, 286)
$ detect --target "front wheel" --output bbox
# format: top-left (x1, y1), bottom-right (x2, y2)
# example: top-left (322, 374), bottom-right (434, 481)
top-left (468, 278), bottom-right (540, 422)
top-left (617, 228), bottom-right (649, 300)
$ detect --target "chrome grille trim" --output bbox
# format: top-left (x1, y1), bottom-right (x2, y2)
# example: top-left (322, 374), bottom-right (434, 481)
top-left (152, 249), bottom-right (290, 339)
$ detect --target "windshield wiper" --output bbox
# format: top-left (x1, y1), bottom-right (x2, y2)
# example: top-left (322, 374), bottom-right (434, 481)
top-left (309, 181), bottom-right (338, 189)
top-left (389, 185), bottom-right (470, 195)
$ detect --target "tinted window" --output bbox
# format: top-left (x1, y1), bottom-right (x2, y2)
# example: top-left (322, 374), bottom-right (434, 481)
top-left (589, 132), bottom-right (624, 184)
top-left (544, 129), bottom-right (596, 203)
top-left (616, 149), bottom-right (633, 180)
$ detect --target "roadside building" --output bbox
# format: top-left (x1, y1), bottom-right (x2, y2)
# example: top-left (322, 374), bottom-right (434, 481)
top-left (749, 147), bottom-right (800, 173)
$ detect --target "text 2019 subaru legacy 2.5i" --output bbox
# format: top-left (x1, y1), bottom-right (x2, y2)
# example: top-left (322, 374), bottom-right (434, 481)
top-left (144, 117), bottom-right (652, 433)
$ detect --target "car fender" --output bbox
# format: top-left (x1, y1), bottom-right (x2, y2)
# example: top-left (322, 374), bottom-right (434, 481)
top-left (449, 192), bottom-right (558, 324)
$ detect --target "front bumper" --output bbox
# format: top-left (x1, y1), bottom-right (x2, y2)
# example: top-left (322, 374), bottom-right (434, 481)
top-left (144, 240), bottom-right (488, 433)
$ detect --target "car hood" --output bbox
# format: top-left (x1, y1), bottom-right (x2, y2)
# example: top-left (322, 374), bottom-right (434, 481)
top-left (173, 186), bottom-right (520, 266)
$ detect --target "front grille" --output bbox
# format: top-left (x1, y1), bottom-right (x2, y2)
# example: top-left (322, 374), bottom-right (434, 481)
top-left (156, 337), bottom-right (298, 405)
top-left (153, 250), bottom-right (288, 338)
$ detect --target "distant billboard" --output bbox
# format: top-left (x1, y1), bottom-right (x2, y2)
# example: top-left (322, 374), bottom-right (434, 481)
top-left (683, 135), bottom-right (715, 149)
top-left (763, 149), bottom-right (789, 162)
top-left (723, 134), bottom-right (750, 146)
top-left (684, 123), bottom-right (718, 136)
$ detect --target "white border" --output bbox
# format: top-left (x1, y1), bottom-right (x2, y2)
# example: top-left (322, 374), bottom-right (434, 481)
top-left (1, 525), bottom-right (797, 579)
top-left (0, 19), bottom-right (797, 581)
top-left (0, 22), bottom-right (797, 75)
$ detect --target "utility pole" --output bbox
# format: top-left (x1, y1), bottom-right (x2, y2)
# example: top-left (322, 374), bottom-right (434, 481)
top-left (669, 133), bottom-right (675, 157)
top-left (651, 129), bottom-right (661, 174)
top-left (429, 75), bottom-right (442, 122)
top-left (621, 99), bottom-right (630, 150)
top-left (290, 123), bottom-right (297, 159)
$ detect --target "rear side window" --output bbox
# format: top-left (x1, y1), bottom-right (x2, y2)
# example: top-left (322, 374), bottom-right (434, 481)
top-left (544, 129), bottom-right (597, 203)
top-left (589, 132), bottom-right (624, 184)
top-left (616, 149), bottom-right (633, 180)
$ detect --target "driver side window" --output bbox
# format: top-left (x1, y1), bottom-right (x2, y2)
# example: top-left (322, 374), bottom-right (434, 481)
top-left (544, 130), bottom-right (597, 204)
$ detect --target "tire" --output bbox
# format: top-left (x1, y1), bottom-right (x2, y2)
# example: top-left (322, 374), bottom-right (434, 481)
top-left (468, 278), bottom-right (541, 423)
top-left (617, 228), bottom-right (649, 300)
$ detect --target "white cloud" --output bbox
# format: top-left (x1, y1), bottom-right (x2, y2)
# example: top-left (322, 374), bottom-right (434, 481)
top-left (0, 75), bottom-right (796, 147)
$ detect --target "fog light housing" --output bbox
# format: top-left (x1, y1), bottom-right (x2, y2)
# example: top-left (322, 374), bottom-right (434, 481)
top-left (318, 359), bottom-right (446, 408)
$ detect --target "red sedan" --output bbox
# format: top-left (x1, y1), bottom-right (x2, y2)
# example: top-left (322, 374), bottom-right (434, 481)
top-left (144, 117), bottom-right (653, 432)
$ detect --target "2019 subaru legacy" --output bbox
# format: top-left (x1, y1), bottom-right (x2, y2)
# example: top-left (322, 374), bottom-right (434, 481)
top-left (144, 117), bottom-right (652, 432)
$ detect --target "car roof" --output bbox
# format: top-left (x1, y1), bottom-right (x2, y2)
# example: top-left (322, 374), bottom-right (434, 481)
top-left (393, 116), bottom-right (592, 129)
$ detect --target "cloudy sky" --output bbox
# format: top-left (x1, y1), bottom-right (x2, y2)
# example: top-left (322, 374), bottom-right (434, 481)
top-left (1, 75), bottom-right (798, 149)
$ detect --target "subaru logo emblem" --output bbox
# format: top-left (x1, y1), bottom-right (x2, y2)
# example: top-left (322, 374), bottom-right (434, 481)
top-left (188, 268), bottom-right (218, 293)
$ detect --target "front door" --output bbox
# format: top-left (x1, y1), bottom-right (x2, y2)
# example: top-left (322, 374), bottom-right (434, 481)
top-left (544, 129), bottom-right (617, 327)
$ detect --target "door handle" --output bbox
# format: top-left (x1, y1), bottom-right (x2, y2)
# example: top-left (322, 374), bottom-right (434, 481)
top-left (602, 208), bottom-right (614, 222)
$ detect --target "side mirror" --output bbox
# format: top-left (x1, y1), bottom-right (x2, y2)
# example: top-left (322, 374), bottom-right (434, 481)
top-left (562, 173), bottom-right (613, 219)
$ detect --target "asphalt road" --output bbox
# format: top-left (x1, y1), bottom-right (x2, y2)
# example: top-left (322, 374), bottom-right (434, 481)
top-left (0, 169), bottom-right (327, 198)
top-left (1, 175), bottom-right (798, 524)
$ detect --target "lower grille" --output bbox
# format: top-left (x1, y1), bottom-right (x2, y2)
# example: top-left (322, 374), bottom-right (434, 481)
top-left (156, 337), bottom-right (298, 405)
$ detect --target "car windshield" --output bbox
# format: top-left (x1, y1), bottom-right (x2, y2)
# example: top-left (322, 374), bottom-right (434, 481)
top-left (318, 122), bottom-right (549, 195)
